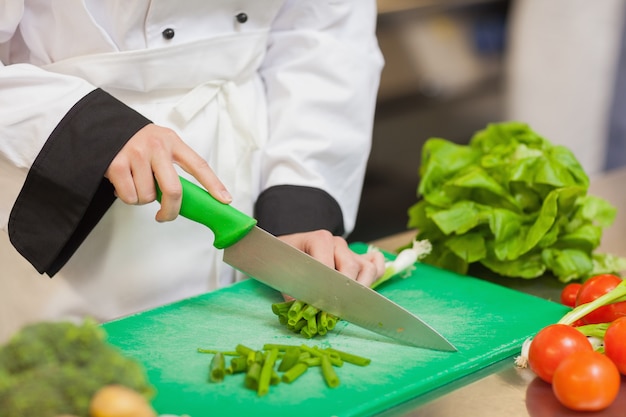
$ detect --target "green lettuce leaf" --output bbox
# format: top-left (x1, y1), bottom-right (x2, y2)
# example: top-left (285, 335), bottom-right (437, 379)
top-left (409, 122), bottom-right (626, 282)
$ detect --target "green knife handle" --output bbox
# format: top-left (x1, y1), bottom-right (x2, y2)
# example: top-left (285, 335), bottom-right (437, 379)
top-left (155, 176), bottom-right (257, 249)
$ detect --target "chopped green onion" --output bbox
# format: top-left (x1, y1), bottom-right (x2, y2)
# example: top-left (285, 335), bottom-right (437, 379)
top-left (307, 316), bottom-right (318, 335)
top-left (258, 348), bottom-right (278, 396)
top-left (300, 357), bottom-right (321, 367)
top-left (302, 304), bottom-right (319, 321)
top-left (300, 345), bottom-right (342, 367)
top-left (325, 348), bottom-right (371, 366)
top-left (230, 356), bottom-right (248, 374)
top-left (263, 343), bottom-right (296, 351)
top-left (287, 300), bottom-right (305, 319)
top-left (282, 362), bottom-right (308, 384)
top-left (300, 326), bottom-right (314, 339)
top-left (244, 362), bottom-right (262, 390)
top-left (326, 314), bottom-right (338, 330)
top-left (288, 311), bottom-right (305, 327)
top-left (271, 300), bottom-right (295, 315)
top-left (199, 343), bottom-right (371, 394)
top-left (271, 370), bottom-right (280, 385)
top-left (197, 348), bottom-right (239, 355)
top-left (319, 311), bottom-right (328, 328)
top-left (209, 352), bottom-right (226, 382)
top-left (277, 346), bottom-right (301, 372)
top-left (246, 350), bottom-right (257, 366)
top-left (320, 355), bottom-right (340, 388)
top-left (235, 344), bottom-right (255, 356)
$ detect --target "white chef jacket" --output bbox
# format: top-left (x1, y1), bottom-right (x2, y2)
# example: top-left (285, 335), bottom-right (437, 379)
top-left (0, 1), bottom-right (383, 342)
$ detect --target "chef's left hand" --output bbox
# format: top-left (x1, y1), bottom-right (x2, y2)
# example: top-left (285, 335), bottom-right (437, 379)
top-left (278, 230), bottom-right (386, 289)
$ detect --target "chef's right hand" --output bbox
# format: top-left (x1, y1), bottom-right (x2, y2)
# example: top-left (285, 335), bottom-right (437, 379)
top-left (104, 123), bottom-right (232, 222)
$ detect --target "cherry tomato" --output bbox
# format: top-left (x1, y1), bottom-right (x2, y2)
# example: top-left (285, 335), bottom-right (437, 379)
top-left (560, 283), bottom-right (582, 307)
top-left (576, 274), bottom-right (626, 324)
top-left (604, 316), bottom-right (626, 375)
top-left (528, 324), bottom-right (593, 383)
top-left (552, 350), bottom-right (621, 412)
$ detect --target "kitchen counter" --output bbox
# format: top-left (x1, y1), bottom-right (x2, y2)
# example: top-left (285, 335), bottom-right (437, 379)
top-left (369, 167), bottom-right (626, 417)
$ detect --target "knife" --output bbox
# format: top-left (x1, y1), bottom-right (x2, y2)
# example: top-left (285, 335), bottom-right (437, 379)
top-left (157, 176), bottom-right (456, 351)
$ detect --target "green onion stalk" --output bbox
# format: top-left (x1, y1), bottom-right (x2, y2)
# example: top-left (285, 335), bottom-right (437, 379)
top-left (558, 280), bottom-right (626, 325)
top-left (516, 279), bottom-right (626, 367)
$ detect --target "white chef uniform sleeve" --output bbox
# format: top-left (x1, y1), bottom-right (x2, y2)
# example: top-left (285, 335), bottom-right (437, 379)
top-left (254, 0), bottom-right (384, 237)
top-left (1, 52), bottom-right (151, 275)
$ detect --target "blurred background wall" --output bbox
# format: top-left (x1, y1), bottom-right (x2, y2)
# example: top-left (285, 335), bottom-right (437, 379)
top-left (350, 0), bottom-right (511, 243)
top-left (350, 0), bottom-right (626, 244)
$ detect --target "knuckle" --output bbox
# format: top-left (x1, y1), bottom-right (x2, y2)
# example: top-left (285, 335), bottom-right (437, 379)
top-left (137, 191), bottom-right (157, 205)
top-left (116, 192), bottom-right (138, 205)
top-left (340, 256), bottom-right (360, 273)
top-left (312, 229), bottom-right (334, 242)
top-left (161, 184), bottom-right (182, 202)
top-left (106, 159), bottom-right (126, 177)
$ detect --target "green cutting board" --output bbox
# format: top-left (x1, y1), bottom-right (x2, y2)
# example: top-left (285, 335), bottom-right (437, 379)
top-left (102, 243), bottom-right (568, 417)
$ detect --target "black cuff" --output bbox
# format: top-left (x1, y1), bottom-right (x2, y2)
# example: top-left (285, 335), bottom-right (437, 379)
top-left (254, 185), bottom-right (345, 236)
top-left (8, 89), bottom-right (152, 276)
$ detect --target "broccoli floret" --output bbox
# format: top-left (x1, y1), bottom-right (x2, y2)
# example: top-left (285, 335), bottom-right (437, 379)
top-left (0, 320), bottom-right (154, 417)
top-left (0, 365), bottom-right (80, 417)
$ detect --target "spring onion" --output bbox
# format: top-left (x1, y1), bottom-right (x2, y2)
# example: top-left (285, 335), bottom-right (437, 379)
top-left (300, 357), bottom-right (322, 367)
top-left (558, 280), bottom-right (626, 325)
top-left (209, 352), bottom-right (226, 382)
top-left (258, 348), bottom-right (278, 396)
top-left (197, 348), bottom-right (239, 355)
top-left (281, 362), bottom-right (308, 384)
top-left (515, 281), bottom-right (626, 369)
top-left (320, 355), bottom-right (340, 388)
top-left (270, 239), bottom-right (431, 339)
top-left (244, 362), bottom-right (262, 390)
top-left (325, 348), bottom-right (371, 366)
top-left (370, 239), bottom-right (432, 290)
top-left (277, 346), bottom-right (301, 372)
top-left (235, 344), bottom-right (255, 356)
top-left (197, 343), bottom-right (370, 395)
top-left (230, 356), bottom-right (248, 374)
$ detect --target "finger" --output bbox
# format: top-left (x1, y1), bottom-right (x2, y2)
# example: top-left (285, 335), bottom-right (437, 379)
top-left (362, 250), bottom-right (387, 278)
top-left (298, 230), bottom-right (337, 270)
top-left (332, 239), bottom-right (362, 280)
top-left (354, 259), bottom-right (381, 288)
top-left (129, 159), bottom-right (158, 205)
top-left (105, 156), bottom-right (138, 204)
top-left (173, 144), bottom-right (232, 203)
top-left (152, 162), bottom-right (183, 222)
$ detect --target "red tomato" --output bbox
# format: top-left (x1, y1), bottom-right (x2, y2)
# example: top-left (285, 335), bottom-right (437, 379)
top-left (560, 283), bottom-right (582, 307)
top-left (552, 350), bottom-right (621, 412)
top-left (576, 274), bottom-right (626, 324)
top-left (528, 324), bottom-right (593, 383)
top-left (605, 316), bottom-right (626, 375)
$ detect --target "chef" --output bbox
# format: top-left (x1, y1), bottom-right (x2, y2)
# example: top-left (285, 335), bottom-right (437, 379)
top-left (0, 1), bottom-right (385, 341)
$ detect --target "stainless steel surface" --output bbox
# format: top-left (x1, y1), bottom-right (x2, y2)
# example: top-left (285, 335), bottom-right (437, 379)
top-left (370, 167), bottom-right (626, 416)
top-left (224, 226), bottom-right (456, 351)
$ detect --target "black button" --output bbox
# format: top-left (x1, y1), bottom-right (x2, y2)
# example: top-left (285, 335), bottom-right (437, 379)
top-left (162, 28), bottom-right (175, 40)
top-left (236, 13), bottom-right (248, 24)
